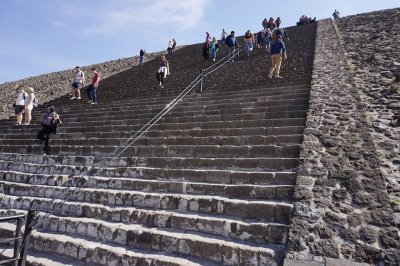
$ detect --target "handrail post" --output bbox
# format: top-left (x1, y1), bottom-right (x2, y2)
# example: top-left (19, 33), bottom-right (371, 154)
top-left (18, 209), bottom-right (36, 266)
top-left (200, 69), bottom-right (204, 93)
top-left (13, 217), bottom-right (23, 266)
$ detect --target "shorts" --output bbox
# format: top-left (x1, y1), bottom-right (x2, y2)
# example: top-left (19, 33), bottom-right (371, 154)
top-left (72, 82), bottom-right (82, 89)
top-left (15, 105), bottom-right (24, 115)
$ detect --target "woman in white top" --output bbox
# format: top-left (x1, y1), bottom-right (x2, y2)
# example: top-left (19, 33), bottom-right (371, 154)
top-left (14, 85), bottom-right (27, 125)
top-left (24, 87), bottom-right (35, 125)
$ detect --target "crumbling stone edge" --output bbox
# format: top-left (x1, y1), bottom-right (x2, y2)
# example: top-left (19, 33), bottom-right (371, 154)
top-left (284, 18), bottom-right (399, 266)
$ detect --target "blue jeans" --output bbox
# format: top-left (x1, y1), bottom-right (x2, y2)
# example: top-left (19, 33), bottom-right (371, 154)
top-left (140, 56), bottom-right (145, 65)
top-left (246, 42), bottom-right (253, 56)
top-left (86, 85), bottom-right (97, 102)
top-left (265, 37), bottom-right (271, 50)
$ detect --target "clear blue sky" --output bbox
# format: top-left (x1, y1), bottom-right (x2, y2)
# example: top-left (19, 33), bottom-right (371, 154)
top-left (0, 0), bottom-right (398, 83)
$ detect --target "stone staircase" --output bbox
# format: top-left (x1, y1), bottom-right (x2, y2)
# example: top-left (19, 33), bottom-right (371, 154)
top-left (0, 23), bottom-right (316, 265)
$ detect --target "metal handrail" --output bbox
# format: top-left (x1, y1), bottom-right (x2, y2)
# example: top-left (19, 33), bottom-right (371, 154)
top-left (24, 45), bottom-right (246, 231)
top-left (0, 211), bottom-right (34, 266)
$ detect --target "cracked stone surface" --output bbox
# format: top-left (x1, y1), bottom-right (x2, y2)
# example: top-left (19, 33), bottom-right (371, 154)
top-left (287, 10), bottom-right (399, 266)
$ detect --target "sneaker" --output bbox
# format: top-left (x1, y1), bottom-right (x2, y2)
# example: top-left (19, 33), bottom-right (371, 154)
top-left (91, 102), bottom-right (97, 104)
top-left (77, 97), bottom-right (81, 99)
top-left (159, 82), bottom-right (162, 86)
top-left (212, 59), bottom-right (216, 62)
top-left (87, 100), bottom-right (92, 103)
top-left (268, 75), bottom-right (273, 79)
top-left (70, 97), bottom-right (76, 100)
top-left (275, 75), bottom-right (283, 78)
top-left (15, 123), bottom-right (21, 126)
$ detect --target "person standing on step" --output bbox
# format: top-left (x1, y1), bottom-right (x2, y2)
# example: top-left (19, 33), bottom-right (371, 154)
top-left (274, 28), bottom-right (289, 40)
top-left (71, 66), bottom-right (85, 100)
top-left (210, 37), bottom-right (219, 61)
top-left (276, 17), bottom-right (281, 29)
top-left (167, 40), bottom-right (173, 54)
top-left (86, 68), bottom-right (101, 104)
top-left (265, 29), bottom-right (272, 52)
top-left (256, 30), bottom-right (264, 49)
top-left (262, 18), bottom-right (268, 31)
top-left (156, 55), bottom-right (168, 88)
top-left (139, 49), bottom-right (146, 65)
top-left (37, 105), bottom-right (61, 155)
top-left (268, 17), bottom-right (276, 31)
top-left (220, 28), bottom-right (228, 46)
top-left (244, 30), bottom-right (255, 56)
top-left (24, 87), bottom-right (35, 125)
top-left (226, 31), bottom-right (239, 62)
top-left (14, 85), bottom-right (27, 125)
top-left (268, 36), bottom-right (287, 79)
top-left (203, 32), bottom-right (211, 60)
top-left (332, 10), bottom-right (340, 20)
top-left (171, 39), bottom-right (177, 54)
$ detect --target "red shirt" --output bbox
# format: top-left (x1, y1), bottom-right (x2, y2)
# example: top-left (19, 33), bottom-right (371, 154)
top-left (92, 72), bottom-right (101, 86)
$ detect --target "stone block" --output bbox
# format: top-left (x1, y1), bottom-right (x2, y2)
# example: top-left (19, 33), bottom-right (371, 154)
top-left (161, 235), bottom-right (179, 253)
top-left (325, 258), bottom-right (370, 266)
top-left (239, 248), bottom-right (258, 265)
top-left (222, 245), bottom-right (239, 265)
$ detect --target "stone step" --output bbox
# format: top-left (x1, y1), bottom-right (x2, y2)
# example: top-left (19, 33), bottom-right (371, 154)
top-left (0, 161), bottom-right (296, 185)
top-left (41, 103), bottom-right (309, 122)
top-left (44, 89), bottom-right (310, 112)
top-left (0, 247), bottom-right (87, 266)
top-left (1, 170), bottom-right (294, 200)
top-left (3, 117), bottom-right (306, 134)
top-left (0, 181), bottom-right (293, 223)
top-left (26, 109), bottom-right (308, 126)
top-left (0, 152), bottom-right (299, 170)
top-left (0, 143), bottom-right (302, 157)
top-left (1, 126), bottom-right (306, 140)
top-left (26, 96), bottom-right (309, 122)
top-left (2, 110), bottom-right (307, 132)
top-left (2, 197), bottom-right (289, 246)
top-left (0, 134), bottom-right (304, 147)
top-left (0, 222), bottom-right (221, 266)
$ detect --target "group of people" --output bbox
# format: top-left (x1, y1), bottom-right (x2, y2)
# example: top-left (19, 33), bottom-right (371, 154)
top-left (297, 15), bottom-right (317, 26)
top-left (14, 85), bottom-right (36, 125)
top-left (70, 66), bottom-right (101, 104)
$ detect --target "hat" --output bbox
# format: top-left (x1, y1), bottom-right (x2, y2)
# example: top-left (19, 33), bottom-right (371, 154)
top-left (25, 87), bottom-right (34, 93)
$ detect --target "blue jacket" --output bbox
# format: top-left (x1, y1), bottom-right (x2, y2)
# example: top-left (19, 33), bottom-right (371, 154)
top-left (225, 35), bottom-right (237, 47)
top-left (270, 40), bottom-right (286, 55)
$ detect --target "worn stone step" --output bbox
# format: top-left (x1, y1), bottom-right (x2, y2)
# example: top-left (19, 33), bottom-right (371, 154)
top-left (0, 152), bottom-right (299, 170)
top-left (1, 170), bottom-right (294, 200)
top-left (1, 126), bottom-right (306, 140)
top-left (0, 222), bottom-right (221, 266)
top-left (0, 247), bottom-right (87, 266)
top-left (2, 197), bottom-right (289, 246)
top-left (0, 134), bottom-right (303, 147)
top-left (43, 90), bottom-right (310, 114)
top-left (0, 143), bottom-right (302, 158)
top-left (2, 117), bottom-right (306, 134)
top-left (0, 181), bottom-right (292, 223)
top-left (0, 161), bottom-right (296, 185)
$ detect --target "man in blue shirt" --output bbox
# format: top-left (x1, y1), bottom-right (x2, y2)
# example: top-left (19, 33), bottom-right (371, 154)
top-left (268, 36), bottom-right (287, 78)
top-left (226, 31), bottom-right (239, 62)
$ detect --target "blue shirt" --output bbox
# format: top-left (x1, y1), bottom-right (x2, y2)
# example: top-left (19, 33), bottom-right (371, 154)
top-left (270, 40), bottom-right (286, 55)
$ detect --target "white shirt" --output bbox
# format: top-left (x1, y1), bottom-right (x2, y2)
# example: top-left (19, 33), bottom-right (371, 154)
top-left (221, 31), bottom-right (228, 39)
top-left (15, 91), bottom-right (27, 106)
top-left (74, 70), bottom-right (84, 83)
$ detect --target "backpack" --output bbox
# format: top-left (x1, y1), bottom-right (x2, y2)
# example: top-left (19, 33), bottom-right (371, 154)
top-left (33, 97), bottom-right (39, 108)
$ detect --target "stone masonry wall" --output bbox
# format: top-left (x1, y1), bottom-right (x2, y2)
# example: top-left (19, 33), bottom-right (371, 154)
top-left (286, 18), bottom-right (399, 266)
top-left (0, 52), bottom-right (164, 120)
